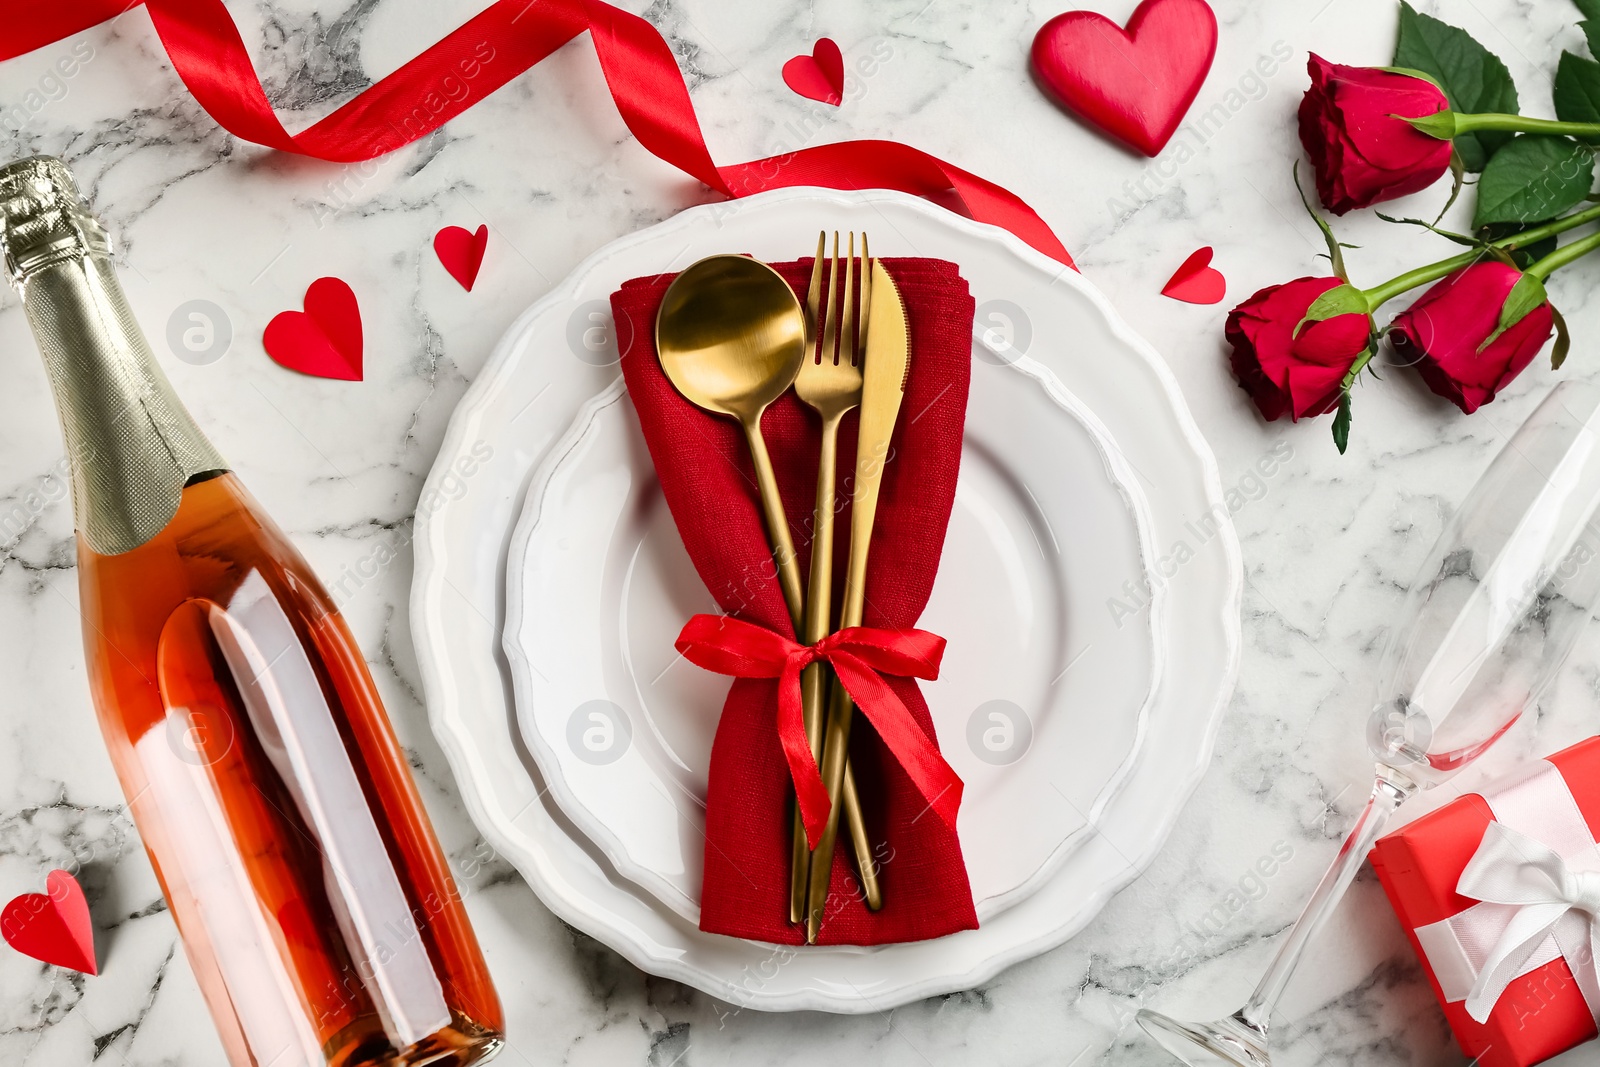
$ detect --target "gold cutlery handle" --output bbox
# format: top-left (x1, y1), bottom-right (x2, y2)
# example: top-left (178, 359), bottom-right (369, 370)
top-left (807, 682), bottom-right (858, 937)
top-left (842, 766), bottom-right (881, 910)
top-left (789, 665), bottom-right (825, 922)
top-left (741, 415), bottom-right (805, 620)
top-left (789, 416), bottom-right (881, 921)
top-left (788, 683), bottom-right (880, 917)
top-left (742, 411), bottom-right (877, 921)
top-left (806, 426), bottom-right (892, 940)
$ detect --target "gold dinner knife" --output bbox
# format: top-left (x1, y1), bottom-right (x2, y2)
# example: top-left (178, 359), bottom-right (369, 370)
top-left (804, 259), bottom-right (910, 941)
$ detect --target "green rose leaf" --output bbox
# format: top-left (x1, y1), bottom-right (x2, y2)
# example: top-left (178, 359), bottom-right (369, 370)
top-left (1332, 390), bottom-right (1353, 455)
top-left (1378, 65), bottom-right (1446, 90)
top-left (1473, 135), bottom-right (1595, 226)
top-left (1293, 163), bottom-right (1350, 281)
top-left (1478, 273), bottom-right (1548, 352)
top-left (1297, 284), bottom-right (1369, 337)
top-left (1394, 1), bottom-right (1519, 171)
top-left (1578, 0), bottom-right (1600, 58)
top-left (1551, 302), bottom-right (1571, 369)
top-left (1554, 51), bottom-right (1600, 143)
top-left (1403, 111), bottom-right (1458, 140)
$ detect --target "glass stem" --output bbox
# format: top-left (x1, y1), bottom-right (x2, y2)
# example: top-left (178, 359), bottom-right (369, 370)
top-left (1236, 774), bottom-right (1413, 1035)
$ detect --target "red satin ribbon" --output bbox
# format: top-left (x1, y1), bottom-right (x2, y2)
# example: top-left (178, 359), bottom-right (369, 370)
top-left (675, 613), bottom-right (962, 846)
top-left (3, 0), bottom-right (1073, 267)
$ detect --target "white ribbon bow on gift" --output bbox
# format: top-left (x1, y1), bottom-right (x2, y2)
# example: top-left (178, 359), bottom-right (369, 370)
top-left (1456, 820), bottom-right (1600, 1023)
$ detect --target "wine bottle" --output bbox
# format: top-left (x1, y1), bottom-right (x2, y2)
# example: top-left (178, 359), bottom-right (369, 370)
top-left (0, 155), bottom-right (504, 1065)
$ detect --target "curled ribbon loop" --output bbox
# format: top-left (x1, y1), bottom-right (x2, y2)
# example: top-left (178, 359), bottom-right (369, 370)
top-left (1456, 820), bottom-right (1600, 1023)
top-left (674, 613), bottom-right (962, 848)
top-left (4, 0), bottom-right (1073, 267)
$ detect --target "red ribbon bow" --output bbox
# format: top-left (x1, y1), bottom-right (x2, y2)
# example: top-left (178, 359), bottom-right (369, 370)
top-left (675, 613), bottom-right (962, 847)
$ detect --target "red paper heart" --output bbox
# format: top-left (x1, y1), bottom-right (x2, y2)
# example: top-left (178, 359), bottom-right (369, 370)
top-left (2, 870), bottom-right (97, 975)
top-left (1161, 246), bottom-right (1226, 304)
top-left (782, 38), bottom-right (845, 106)
top-left (1031, 0), bottom-right (1217, 157)
top-left (433, 224), bottom-right (488, 291)
top-left (263, 277), bottom-right (363, 381)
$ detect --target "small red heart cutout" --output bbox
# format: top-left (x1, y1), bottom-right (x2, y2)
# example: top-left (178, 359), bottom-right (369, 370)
top-left (1031, 0), bottom-right (1217, 157)
top-left (2, 870), bottom-right (97, 975)
top-left (1161, 246), bottom-right (1226, 304)
top-left (263, 277), bottom-right (363, 381)
top-left (434, 224), bottom-right (489, 292)
top-left (782, 38), bottom-right (846, 106)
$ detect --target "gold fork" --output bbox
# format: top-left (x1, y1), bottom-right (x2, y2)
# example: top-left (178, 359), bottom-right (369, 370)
top-left (787, 232), bottom-right (882, 922)
top-left (805, 253), bottom-right (908, 942)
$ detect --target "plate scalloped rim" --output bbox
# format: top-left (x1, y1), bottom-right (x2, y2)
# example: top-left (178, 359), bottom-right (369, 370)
top-left (411, 186), bottom-right (1242, 1012)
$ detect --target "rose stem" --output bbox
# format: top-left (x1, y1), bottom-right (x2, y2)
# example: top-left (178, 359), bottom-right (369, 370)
top-left (1449, 112), bottom-right (1600, 139)
top-left (1361, 201), bottom-right (1600, 309)
top-left (1526, 227), bottom-right (1600, 280)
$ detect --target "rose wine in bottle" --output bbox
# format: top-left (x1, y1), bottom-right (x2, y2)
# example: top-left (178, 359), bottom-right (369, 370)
top-left (0, 156), bottom-right (504, 1065)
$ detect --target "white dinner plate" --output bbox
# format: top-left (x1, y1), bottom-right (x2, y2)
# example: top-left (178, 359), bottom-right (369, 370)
top-left (411, 188), bottom-right (1242, 1012)
top-left (503, 326), bottom-right (1164, 923)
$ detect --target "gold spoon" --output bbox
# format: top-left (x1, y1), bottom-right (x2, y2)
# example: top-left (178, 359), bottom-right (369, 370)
top-left (657, 255), bottom-right (874, 914)
top-left (656, 255), bottom-right (809, 614)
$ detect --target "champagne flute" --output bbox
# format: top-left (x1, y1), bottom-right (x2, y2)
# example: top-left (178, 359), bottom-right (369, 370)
top-left (1138, 380), bottom-right (1600, 1066)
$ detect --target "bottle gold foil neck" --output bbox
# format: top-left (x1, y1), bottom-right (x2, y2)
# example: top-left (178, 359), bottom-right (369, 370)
top-left (0, 155), bottom-right (111, 286)
top-left (1, 154), bottom-right (227, 554)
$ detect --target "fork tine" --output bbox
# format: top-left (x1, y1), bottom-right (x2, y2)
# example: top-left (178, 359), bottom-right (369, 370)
top-left (805, 231), bottom-right (825, 360)
top-left (819, 231), bottom-right (841, 368)
top-left (839, 233), bottom-right (855, 369)
top-left (857, 233), bottom-right (871, 365)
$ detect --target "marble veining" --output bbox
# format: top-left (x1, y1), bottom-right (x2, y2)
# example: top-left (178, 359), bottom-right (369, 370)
top-left (1, 0), bottom-right (1598, 1063)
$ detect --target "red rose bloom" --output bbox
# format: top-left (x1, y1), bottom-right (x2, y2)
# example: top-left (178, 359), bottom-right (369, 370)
top-left (1389, 262), bottom-right (1553, 415)
top-left (1226, 276), bottom-right (1372, 421)
top-left (1298, 54), bottom-right (1454, 215)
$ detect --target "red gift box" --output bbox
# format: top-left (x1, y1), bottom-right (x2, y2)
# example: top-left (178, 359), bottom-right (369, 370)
top-left (1370, 737), bottom-right (1600, 1067)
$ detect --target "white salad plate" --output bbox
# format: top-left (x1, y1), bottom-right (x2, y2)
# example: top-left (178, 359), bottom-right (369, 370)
top-left (503, 336), bottom-right (1164, 923)
top-left (411, 188), bottom-right (1242, 1012)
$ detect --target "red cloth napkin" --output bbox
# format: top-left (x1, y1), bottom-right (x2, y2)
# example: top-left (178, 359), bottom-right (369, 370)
top-left (611, 258), bottom-right (977, 945)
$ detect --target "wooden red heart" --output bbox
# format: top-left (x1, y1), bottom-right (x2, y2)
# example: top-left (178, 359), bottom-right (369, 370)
top-left (1161, 246), bottom-right (1226, 304)
top-left (433, 224), bottom-right (488, 291)
top-left (2, 870), bottom-right (97, 975)
top-left (263, 277), bottom-right (363, 381)
top-left (1031, 0), bottom-right (1217, 157)
top-left (782, 38), bottom-right (845, 106)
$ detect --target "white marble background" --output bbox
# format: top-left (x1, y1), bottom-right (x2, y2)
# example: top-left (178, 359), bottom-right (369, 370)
top-left (0, 0), bottom-right (1597, 1063)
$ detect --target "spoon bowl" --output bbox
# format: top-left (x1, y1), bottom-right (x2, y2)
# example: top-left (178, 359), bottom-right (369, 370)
top-left (656, 256), bottom-right (808, 422)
